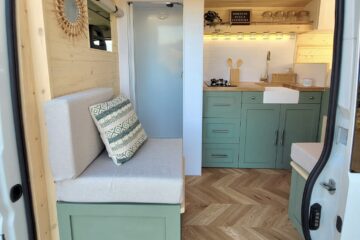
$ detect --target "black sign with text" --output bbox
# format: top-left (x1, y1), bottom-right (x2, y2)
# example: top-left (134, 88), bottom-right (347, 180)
top-left (230, 10), bottom-right (251, 25)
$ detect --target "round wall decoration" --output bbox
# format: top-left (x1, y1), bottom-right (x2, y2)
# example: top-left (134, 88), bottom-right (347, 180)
top-left (55, 0), bottom-right (87, 39)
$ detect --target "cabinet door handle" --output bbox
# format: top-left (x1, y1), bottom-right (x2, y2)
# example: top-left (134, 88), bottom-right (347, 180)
top-left (211, 154), bottom-right (228, 158)
top-left (274, 130), bottom-right (279, 145)
top-left (212, 129), bottom-right (229, 133)
top-left (280, 130), bottom-right (285, 146)
top-left (213, 104), bottom-right (231, 107)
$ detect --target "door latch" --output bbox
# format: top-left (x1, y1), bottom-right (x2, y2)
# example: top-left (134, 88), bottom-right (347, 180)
top-left (320, 179), bottom-right (336, 195)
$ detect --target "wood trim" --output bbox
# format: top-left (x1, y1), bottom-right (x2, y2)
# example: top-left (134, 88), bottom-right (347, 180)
top-left (17, 1), bottom-right (121, 239)
top-left (16, 1), bottom-right (52, 239)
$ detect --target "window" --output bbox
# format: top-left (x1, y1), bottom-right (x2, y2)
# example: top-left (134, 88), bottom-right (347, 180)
top-left (87, 0), bottom-right (112, 52)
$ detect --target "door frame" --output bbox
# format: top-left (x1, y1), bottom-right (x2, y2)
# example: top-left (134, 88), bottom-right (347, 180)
top-left (4, 0), bottom-right (36, 239)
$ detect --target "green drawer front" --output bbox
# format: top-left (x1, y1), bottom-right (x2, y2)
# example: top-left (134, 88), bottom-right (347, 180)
top-left (203, 118), bottom-right (240, 143)
top-left (203, 92), bottom-right (241, 118)
top-left (242, 92), bottom-right (263, 104)
top-left (299, 92), bottom-right (322, 104)
top-left (203, 144), bottom-right (239, 168)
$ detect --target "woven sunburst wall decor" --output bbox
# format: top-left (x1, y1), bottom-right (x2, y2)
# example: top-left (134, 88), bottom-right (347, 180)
top-left (55, 0), bottom-right (87, 39)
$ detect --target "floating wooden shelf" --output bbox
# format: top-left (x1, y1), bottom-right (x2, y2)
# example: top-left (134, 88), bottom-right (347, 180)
top-left (204, 23), bottom-right (314, 35)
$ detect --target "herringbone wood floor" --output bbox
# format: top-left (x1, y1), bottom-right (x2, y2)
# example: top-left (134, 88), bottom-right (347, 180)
top-left (182, 168), bottom-right (302, 240)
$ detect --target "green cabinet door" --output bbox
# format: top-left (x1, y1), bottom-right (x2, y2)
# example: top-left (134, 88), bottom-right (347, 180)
top-left (277, 104), bottom-right (320, 169)
top-left (239, 104), bottom-right (280, 168)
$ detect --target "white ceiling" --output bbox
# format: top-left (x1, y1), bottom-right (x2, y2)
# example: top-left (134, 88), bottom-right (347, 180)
top-left (205, 0), bottom-right (313, 8)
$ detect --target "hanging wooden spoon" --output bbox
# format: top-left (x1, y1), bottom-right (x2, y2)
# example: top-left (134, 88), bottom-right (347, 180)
top-left (236, 59), bottom-right (243, 68)
top-left (227, 58), bottom-right (233, 69)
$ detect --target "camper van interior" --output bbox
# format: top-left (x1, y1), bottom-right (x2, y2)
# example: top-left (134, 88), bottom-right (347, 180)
top-left (1, 0), bottom-right (360, 240)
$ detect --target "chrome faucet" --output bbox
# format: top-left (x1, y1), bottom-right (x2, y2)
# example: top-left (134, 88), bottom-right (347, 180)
top-left (260, 51), bottom-right (271, 82)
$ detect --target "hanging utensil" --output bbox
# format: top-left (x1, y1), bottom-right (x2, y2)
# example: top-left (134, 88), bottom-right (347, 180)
top-left (227, 58), bottom-right (233, 68)
top-left (236, 59), bottom-right (243, 68)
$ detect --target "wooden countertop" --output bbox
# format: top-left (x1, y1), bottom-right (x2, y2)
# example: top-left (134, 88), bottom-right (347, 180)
top-left (204, 82), bottom-right (329, 92)
top-left (203, 82), bottom-right (265, 92)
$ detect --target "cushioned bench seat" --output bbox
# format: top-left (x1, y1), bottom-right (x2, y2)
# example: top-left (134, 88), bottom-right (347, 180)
top-left (45, 88), bottom-right (183, 240)
top-left (56, 138), bottom-right (183, 204)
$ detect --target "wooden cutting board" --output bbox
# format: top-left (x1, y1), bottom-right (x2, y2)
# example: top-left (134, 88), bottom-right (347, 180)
top-left (272, 73), bottom-right (297, 84)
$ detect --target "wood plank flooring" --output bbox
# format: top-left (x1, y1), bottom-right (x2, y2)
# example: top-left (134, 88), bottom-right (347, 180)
top-left (182, 168), bottom-right (302, 240)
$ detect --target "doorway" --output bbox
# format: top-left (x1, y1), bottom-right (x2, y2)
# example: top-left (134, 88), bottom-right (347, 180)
top-left (131, 2), bottom-right (183, 138)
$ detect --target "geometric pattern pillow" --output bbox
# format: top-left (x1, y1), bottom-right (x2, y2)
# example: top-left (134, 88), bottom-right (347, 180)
top-left (89, 95), bottom-right (147, 165)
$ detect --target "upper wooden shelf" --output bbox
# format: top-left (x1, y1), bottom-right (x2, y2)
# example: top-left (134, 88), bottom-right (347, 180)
top-left (204, 23), bottom-right (314, 35)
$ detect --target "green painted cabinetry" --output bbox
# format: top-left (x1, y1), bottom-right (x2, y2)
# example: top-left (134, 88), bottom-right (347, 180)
top-left (202, 91), bottom-right (322, 169)
top-left (57, 202), bottom-right (181, 240)
top-left (203, 118), bottom-right (240, 144)
top-left (203, 92), bottom-right (241, 118)
top-left (240, 104), bottom-right (280, 168)
top-left (202, 92), bottom-right (242, 167)
top-left (276, 104), bottom-right (320, 169)
top-left (288, 168), bottom-right (306, 238)
top-left (203, 143), bottom-right (239, 167)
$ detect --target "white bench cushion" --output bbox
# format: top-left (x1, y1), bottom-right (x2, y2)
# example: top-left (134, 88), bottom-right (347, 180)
top-left (44, 88), bottom-right (113, 181)
top-left (56, 139), bottom-right (184, 204)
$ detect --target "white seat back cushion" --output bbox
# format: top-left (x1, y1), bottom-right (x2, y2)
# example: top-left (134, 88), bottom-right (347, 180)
top-left (44, 88), bottom-right (113, 181)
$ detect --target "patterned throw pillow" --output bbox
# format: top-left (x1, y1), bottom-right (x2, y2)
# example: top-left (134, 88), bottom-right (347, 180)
top-left (89, 96), bottom-right (147, 165)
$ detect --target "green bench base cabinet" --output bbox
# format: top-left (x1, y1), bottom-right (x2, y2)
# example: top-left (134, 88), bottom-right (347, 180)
top-left (57, 202), bottom-right (181, 240)
top-left (288, 169), bottom-right (306, 238)
top-left (203, 91), bottom-right (322, 169)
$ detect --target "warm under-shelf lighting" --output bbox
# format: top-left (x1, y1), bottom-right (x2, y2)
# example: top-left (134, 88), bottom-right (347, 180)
top-left (204, 33), bottom-right (296, 41)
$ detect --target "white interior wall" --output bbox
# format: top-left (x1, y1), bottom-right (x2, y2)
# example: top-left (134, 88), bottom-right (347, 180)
top-left (182, 0), bottom-right (204, 176)
top-left (117, 0), bottom-right (204, 176)
top-left (203, 39), bottom-right (296, 82)
top-left (118, 1), bottom-right (131, 99)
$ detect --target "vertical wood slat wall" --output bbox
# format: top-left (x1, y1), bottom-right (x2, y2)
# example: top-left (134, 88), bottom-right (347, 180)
top-left (294, 31), bottom-right (334, 87)
top-left (295, 31), bottom-right (334, 66)
top-left (16, 0), bottom-right (121, 239)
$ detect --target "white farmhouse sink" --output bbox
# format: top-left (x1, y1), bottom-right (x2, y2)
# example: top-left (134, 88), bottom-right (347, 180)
top-left (263, 87), bottom-right (300, 104)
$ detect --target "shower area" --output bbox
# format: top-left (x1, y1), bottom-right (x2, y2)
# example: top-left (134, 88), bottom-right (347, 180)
top-left (130, 2), bottom-right (183, 138)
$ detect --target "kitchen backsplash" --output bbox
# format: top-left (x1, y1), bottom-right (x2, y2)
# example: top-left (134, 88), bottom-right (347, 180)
top-left (203, 39), bottom-right (296, 82)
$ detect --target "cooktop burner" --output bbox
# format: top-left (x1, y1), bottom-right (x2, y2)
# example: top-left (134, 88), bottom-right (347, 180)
top-left (206, 78), bottom-right (235, 87)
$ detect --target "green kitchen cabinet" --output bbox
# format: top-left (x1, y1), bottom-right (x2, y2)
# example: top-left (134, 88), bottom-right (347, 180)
top-left (288, 168), bottom-right (306, 238)
top-left (203, 118), bottom-right (240, 144)
top-left (276, 104), bottom-right (321, 169)
top-left (203, 92), bottom-right (242, 118)
top-left (239, 104), bottom-right (280, 168)
top-left (202, 91), bottom-right (322, 169)
top-left (203, 143), bottom-right (239, 168)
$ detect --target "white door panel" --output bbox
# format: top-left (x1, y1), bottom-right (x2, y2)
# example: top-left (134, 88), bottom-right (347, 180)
top-left (308, 0), bottom-right (360, 239)
top-left (0, 0), bottom-right (29, 239)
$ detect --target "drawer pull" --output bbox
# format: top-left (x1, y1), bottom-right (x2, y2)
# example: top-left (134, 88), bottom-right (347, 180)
top-left (251, 96), bottom-right (256, 100)
top-left (211, 154), bottom-right (228, 158)
top-left (213, 104), bottom-right (231, 107)
top-left (212, 129), bottom-right (229, 133)
top-left (309, 96), bottom-right (315, 100)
